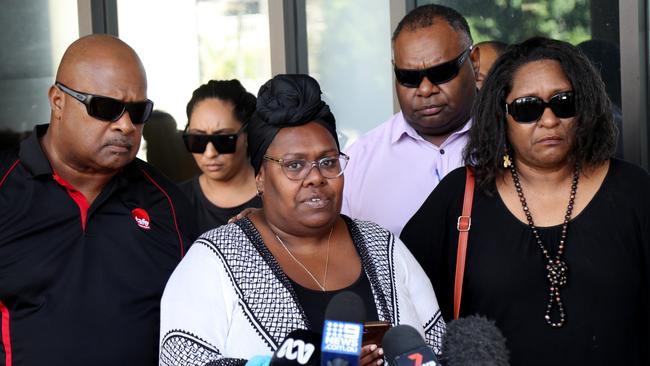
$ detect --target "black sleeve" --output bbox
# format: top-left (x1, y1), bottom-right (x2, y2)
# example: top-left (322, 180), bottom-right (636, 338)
top-left (400, 167), bottom-right (467, 321)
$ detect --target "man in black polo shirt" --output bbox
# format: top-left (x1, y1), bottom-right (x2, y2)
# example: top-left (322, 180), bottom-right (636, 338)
top-left (0, 35), bottom-right (197, 365)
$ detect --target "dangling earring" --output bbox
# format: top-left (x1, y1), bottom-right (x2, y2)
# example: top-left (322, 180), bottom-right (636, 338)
top-left (256, 188), bottom-right (263, 197)
top-left (502, 147), bottom-right (512, 168)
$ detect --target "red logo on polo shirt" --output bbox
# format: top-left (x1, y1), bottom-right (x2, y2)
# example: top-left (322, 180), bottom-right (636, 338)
top-left (132, 208), bottom-right (151, 230)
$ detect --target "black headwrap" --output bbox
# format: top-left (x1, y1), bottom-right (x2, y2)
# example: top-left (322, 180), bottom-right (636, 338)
top-left (247, 74), bottom-right (338, 175)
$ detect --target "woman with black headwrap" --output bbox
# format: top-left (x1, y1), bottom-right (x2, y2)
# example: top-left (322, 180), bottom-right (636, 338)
top-left (159, 75), bottom-right (445, 366)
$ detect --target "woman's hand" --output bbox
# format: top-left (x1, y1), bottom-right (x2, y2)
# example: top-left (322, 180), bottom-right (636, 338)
top-left (227, 207), bottom-right (261, 224)
top-left (360, 344), bottom-right (384, 366)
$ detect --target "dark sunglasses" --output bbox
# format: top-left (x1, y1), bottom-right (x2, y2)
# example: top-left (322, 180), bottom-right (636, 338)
top-left (182, 125), bottom-right (246, 154)
top-left (393, 47), bottom-right (472, 88)
top-left (55, 82), bottom-right (154, 124)
top-left (505, 91), bottom-right (576, 123)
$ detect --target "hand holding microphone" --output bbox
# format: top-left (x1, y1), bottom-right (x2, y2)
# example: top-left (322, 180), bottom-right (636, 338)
top-left (360, 344), bottom-right (384, 366)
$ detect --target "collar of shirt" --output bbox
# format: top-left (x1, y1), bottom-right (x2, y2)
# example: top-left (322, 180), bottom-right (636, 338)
top-left (18, 123), bottom-right (138, 190)
top-left (19, 124), bottom-right (54, 178)
top-left (390, 112), bottom-right (472, 149)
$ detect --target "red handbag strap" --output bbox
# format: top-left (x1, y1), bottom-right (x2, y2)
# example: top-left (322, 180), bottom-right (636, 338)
top-left (454, 166), bottom-right (475, 319)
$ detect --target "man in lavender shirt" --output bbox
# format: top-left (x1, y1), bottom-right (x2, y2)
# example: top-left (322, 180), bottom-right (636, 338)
top-left (342, 4), bottom-right (480, 236)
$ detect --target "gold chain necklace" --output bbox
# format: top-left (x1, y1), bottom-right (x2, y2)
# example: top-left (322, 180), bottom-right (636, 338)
top-left (273, 225), bottom-right (333, 291)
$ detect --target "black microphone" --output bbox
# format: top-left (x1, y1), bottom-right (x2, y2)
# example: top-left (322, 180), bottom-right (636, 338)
top-left (320, 291), bottom-right (366, 366)
top-left (441, 315), bottom-right (509, 366)
top-left (383, 325), bottom-right (441, 366)
top-left (273, 329), bottom-right (322, 366)
top-left (239, 329), bottom-right (322, 366)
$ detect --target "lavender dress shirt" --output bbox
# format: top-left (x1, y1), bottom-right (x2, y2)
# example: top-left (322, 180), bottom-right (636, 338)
top-left (342, 112), bottom-right (470, 236)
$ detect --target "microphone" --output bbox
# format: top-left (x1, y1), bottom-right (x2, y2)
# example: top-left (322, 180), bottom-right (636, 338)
top-left (320, 291), bottom-right (366, 366)
top-left (240, 329), bottom-right (322, 366)
top-left (273, 329), bottom-right (322, 366)
top-left (441, 315), bottom-right (509, 366)
top-left (382, 325), bottom-right (441, 366)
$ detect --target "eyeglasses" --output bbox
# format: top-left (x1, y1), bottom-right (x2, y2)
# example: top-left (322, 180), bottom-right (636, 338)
top-left (55, 82), bottom-right (154, 124)
top-left (505, 91), bottom-right (576, 123)
top-left (263, 153), bottom-right (350, 180)
top-left (182, 124), bottom-right (246, 154)
top-left (393, 47), bottom-right (472, 88)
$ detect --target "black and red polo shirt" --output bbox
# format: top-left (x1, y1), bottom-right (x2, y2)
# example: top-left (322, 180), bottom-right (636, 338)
top-left (0, 125), bottom-right (198, 366)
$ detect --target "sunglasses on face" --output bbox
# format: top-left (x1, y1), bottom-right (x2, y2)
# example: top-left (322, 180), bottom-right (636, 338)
top-left (505, 91), bottom-right (576, 123)
top-left (182, 124), bottom-right (246, 154)
top-left (55, 82), bottom-right (154, 124)
top-left (393, 47), bottom-right (472, 88)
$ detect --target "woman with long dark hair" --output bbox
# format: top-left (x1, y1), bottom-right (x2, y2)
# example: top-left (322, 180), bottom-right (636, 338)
top-left (401, 37), bottom-right (649, 365)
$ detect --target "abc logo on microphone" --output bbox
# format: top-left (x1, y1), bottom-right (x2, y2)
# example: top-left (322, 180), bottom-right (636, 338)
top-left (276, 337), bottom-right (317, 365)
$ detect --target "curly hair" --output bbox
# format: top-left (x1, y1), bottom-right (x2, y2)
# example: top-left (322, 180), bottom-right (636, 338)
top-left (185, 79), bottom-right (256, 128)
top-left (464, 37), bottom-right (617, 194)
top-left (392, 4), bottom-right (472, 47)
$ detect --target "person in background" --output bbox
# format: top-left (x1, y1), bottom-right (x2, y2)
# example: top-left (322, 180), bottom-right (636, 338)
top-left (0, 34), bottom-right (196, 365)
top-left (474, 40), bottom-right (508, 89)
top-left (401, 37), bottom-right (649, 365)
top-left (342, 4), bottom-right (479, 236)
top-left (142, 110), bottom-right (200, 182)
top-left (180, 80), bottom-right (261, 233)
top-left (159, 74), bottom-right (444, 366)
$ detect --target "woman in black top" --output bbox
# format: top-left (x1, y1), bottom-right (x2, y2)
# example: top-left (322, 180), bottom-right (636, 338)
top-left (180, 80), bottom-right (261, 233)
top-left (401, 37), bottom-right (649, 365)
top-left (160, 75), bottom-right (444, 366)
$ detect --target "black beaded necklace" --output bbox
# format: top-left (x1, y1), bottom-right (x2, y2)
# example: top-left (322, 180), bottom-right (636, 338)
top-left (509, 163), bottom-right (579, 328)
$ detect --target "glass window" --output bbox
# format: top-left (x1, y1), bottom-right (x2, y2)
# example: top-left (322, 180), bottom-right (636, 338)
top-left (117, 0), bottom-right (271, 129)
top-left (117, 0), bottom-right (272, 164)
top-left (0, 0), bottom-right (78, 146)
top-left (306, 0), bottom-right (393, 149)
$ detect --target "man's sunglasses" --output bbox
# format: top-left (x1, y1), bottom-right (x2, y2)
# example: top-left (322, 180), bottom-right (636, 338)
top-left (505, 91), bottom-right (576, 123)
top-left (182, 125), bottom-right (246, 154)
top-left (393, 47), bottom-right (472, 88)
top-left (55, 82), bottom-right (154, 124)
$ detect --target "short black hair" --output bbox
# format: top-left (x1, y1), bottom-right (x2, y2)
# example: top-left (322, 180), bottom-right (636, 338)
top-left (185, 79), bottom-right (256, 128)
top-left (464, 37), bottom-right (617, 193)
top-left (392, 4), bottom-right (472, 46)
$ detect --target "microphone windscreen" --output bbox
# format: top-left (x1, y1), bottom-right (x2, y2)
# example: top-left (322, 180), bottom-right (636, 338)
top-left (272, 329), bottom-right (322, 366)
top-left (324, 291), bottom-right (366, 324)
top-left (382, 325), bottom-right (440, 366)
top-left (442, 315), bottom-right (509, 366)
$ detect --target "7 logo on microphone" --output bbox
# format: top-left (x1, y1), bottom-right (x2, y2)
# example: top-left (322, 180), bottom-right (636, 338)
top-left (322, 320), bottom-right (363, 354)
top-left (395, 347), bottom-right (440, 366)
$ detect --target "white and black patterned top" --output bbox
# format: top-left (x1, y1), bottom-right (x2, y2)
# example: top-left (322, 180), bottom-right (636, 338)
top-left (159, 216), bottom-right (445, 366)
